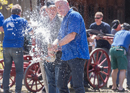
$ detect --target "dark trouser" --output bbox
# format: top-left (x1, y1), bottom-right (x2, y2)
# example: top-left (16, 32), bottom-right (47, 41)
top-left (44, 51), bottom-right (62, 93)
top-left (57, 58), bottom-right (85, 93)
top-left (3, 48), bottom-right (24, 93)
top-left (84, 60), bottom-right (89, 86)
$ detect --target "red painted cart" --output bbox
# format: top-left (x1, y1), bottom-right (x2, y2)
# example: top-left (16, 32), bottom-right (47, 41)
top-left (0, 55), bottom-right (44, 92)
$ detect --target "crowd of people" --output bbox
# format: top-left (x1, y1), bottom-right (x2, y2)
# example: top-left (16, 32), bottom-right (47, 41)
top-left (0, 0), bottom-right (130, 93)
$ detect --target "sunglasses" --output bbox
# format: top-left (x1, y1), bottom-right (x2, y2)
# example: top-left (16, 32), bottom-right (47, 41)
top-left (94, 17), bottom-right (101, 19)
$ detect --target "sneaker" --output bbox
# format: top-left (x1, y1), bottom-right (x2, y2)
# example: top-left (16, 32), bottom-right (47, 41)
top-left (116, 88), bottom-right (125, 92)
top-left (109, 84), bottom-right (118, 89)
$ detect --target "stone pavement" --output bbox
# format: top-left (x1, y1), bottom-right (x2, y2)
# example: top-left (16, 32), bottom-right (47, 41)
top-left (0, 77), bottom-right (129, 93)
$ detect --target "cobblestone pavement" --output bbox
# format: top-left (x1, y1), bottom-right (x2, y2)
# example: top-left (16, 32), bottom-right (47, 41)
top-left (0, 78), bottom-right (129, 93)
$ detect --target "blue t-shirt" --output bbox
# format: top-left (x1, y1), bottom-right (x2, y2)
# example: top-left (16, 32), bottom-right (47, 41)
top-left (112, 30), bottom-right (130, 51)
top-left (89, 22), bottom-right (111, 49)
top-left (0, 12), bottom-right (4, 27)
top-left (58, 9), bottom-right (90, 61)
top-left (3, 14), bottom-right (32, 48)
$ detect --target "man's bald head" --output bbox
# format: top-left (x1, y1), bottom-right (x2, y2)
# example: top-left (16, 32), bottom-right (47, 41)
top-left (55, 0), bottom-right (69, 16)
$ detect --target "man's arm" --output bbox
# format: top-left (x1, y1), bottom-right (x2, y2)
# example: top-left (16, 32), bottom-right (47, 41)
top-left (0, 13), bottom-right (4, 32)
top-left (87, 35), bottom-right (96, 42)
top-left (0, 26), bottom-right (3, 32)
top-left (58, 32), bottom-right (76, 47)
top-left (48, 32), bottom-right (76, 54)
top-left (103, 36), bottom-right (113, 44)
top-left (51, 32), bottom-right (76, 52)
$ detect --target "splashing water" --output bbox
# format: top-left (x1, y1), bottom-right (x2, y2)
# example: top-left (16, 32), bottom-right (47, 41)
top-left (23, 8), bottom-right (53, 62)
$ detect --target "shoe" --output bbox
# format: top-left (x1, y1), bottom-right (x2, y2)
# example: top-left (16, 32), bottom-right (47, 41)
top-left (127, 86), bottom-right (130, 90)
top-left (70, 84), bottom-right (73, 88)
top-left (84, 84), bottom-right (90, 88)
top-left (111, 88), bottom-right (117, 91)
top-left (116, 88), bottom-right (125, 92)
top-left (42, 87), bottom-right (46, 93)
top-left (109, 84), bottom-right (118, 89)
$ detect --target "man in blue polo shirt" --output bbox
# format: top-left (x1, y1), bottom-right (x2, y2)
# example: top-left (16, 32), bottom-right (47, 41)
top-left (48, 0), bottom-right (90, 93)
top-left (0, 12), bottom-right (4, 32)
top-left (110, 23), bottom-right (130, 92)
top-left (2, 4), bottom-right (32, 93)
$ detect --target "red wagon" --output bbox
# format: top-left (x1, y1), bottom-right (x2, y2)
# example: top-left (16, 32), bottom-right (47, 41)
top-left (0, 47), bottom-right (112, 92)
top-left (0, 55), bottom-right (44, 92)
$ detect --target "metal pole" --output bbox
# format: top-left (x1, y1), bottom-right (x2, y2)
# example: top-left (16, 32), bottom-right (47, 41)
top-left (39, 61), bottom-right (49, 93)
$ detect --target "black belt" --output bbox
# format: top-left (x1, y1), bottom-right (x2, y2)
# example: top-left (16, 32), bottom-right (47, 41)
top-left (112, 46), bottom-right (125, 50)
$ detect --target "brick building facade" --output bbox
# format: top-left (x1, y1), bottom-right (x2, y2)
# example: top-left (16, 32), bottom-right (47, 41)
top-left (1, 0), bottom-right (129, 28)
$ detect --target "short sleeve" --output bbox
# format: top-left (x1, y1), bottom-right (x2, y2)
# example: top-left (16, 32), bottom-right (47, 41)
top-left (0, 13), bottom-right (4, 27)
top-left (67, 13), bottom-right (80, 34)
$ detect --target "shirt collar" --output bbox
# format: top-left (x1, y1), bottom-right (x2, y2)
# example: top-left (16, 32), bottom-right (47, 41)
top-left (11, 14), bottom-right (20, 18)
top-left (64, 8), bottom-right (73, 18)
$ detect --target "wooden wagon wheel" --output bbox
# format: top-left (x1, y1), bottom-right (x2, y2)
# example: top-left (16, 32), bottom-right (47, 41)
top-left (85, 48), bottom-right (111, 89)
top-left (24, 62), bottom-right (44, 92)
top-left (0, 60), bottom-right (15, 88)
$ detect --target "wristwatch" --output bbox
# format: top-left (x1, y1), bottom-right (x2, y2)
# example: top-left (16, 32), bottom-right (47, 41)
top-left (57, 43), bottom-right (60, 48)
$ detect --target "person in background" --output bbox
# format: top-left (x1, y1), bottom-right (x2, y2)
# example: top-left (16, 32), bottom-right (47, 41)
top-left (2, 4), bottom-right (32, 93)
top-left (109, 23), bottom-right (130, 92)
top-left (44, 3), bottom-right (62, 93)
top-left (111, 20), bottom-right (122, 35)
top-left (89, 12), bottom-right (111, 87)
top-left (37, 2), bottom-right (62, 93)
top-left (89, 12), bottom-right (111, 50)
top-left (109, 20), bottom-right (122, 89)
top-left (49, 0), bottom-right (90, 93)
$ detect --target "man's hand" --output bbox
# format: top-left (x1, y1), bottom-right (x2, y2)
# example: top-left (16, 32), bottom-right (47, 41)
top-left (91, 35), bottom-right (96, 39)
top-left (95, 36), bottom-right (101, 40)
top-left (103, 36), bottom-right (113, 44)
top-left (0, 27), bottom-right (4, 32)
top-left (47, 44), bottom-right (57, 57)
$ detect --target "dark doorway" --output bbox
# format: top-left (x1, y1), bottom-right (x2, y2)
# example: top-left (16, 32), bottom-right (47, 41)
top-left (125, 0), bottom-right (130, 23)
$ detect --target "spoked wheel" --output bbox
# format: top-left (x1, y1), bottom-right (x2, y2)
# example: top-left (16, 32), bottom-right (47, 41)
top-left (0, 59), bottom-right (15, 88)
top-left (24, 62), bottom-right (44, 92)
top-left (86, 48), bottom-right (111, 89)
